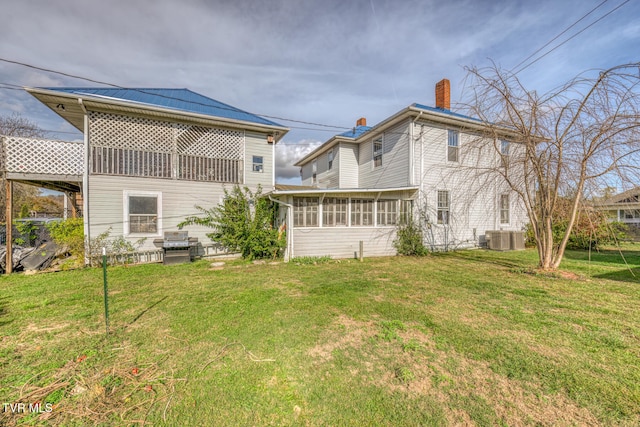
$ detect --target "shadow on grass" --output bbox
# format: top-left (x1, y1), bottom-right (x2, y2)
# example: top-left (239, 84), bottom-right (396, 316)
top-left (127, 296), bottom-right (168, 326)
top-left (0, 295), bottom-right (11, 327)
top-left (444, 250), bottom-right (531, 270)
top-left (593, 267), bottom-right (640, 283)
top-left (563, 248), bottom-right (640, 265)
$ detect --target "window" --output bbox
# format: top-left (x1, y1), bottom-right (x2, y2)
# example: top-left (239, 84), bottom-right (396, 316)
top-left (293, 197), bottom-right (318, 227)
top-left (447, 130), bottom-right (459, 162)
top-left (328, 149), bottom-right (334, 170)
top-left (500, 140), bottom-right (510, 168)
top-left (252, 155), bottom-right (263, 172)
top-left (622, 209), bottom-right (640, 219)
top-left (312, 160), bottom-right (317, 185)
top-left (377, 200), bottom-right (398, 226)
top-left (500, 194), bottom-right (510, 224)
top-left (373, 136), bottom-right (383, 167)
top-left (323, 198), bottom-right (348, 226)
top-left (437, 190), bottom-right (450, 225)
top-left (399, 200), bottom-right (413, 224)
top-left (125, 192), bottom-right (161, 234)
top-left (351, 199), bottom-right (374, 226)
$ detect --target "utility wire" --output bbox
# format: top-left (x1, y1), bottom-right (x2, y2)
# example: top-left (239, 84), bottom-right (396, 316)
top-left (0, 57), bottom-right (351, 131)
top-left (513, 0), bottom-right (630, 75)
top-left (511, 0), bottom-right (610, 73)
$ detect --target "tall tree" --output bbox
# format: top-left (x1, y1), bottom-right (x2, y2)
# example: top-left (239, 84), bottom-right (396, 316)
top-left (1, 113), bottom-right (45, 222)
top-left (464, 63), bottom-right (640, 270)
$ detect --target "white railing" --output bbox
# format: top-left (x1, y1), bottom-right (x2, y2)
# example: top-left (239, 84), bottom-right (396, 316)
top-left (1, 136), bottom-right (84, 176)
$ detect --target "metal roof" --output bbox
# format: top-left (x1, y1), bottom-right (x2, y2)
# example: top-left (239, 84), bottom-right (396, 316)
top-left (412, 103), bottom-right (482, 123)
top-left (38, 87), bottom-right (284, 127)
top-left (338, 125), bottom-right (372, 138)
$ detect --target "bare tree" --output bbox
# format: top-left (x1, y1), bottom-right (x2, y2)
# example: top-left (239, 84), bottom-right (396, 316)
top-left (464, 63), bottom-right (640, 270)
top-left (1, 113), bottom-right (45, 222)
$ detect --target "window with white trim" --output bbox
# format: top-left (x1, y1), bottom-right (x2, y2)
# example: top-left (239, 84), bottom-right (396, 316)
top-left (500, 140), bottom-right (510, 168)
top-left (293, 197), bottom-right (318, 227)
top-left (322, 198), bottom-right (347, 226)
top-left (373, 136), bottom-right (383, 168)
top-left (312, 160), bottom-right (317, 185)
top-left (125, 192), bottom-right (161, 235)
top-left (351, 199), bottom-right (374, 226)
top-left (437, 190), bottom-right (450, 225)
top-left (328, 149), bottom-right (334, 170)
top-left (252, 155), bottom-right (263, 172)
top-left (376, 200), bottom-right (398, 226)
top-left (447, 130), bottom-right (459, 162)
top-left (500, 194), bottom-right (510, 224)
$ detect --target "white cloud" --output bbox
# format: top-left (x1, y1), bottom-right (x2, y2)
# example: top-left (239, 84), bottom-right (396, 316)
top-left (275, 139), bottom-right (322, 183)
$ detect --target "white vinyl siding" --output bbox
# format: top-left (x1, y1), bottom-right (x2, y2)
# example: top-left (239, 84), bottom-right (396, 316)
top-left (244, 131), bottom-right (275, 189)
top-left (339, 143), bottom-right (359, 188)
top-left (359, 122), bottom-right (410, 188)
top-left (89, 175), bottom-right (230, 251)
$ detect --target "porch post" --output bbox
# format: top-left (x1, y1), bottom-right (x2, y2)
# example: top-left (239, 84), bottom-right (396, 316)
top-left (5, 179), bottom-right (12, 274)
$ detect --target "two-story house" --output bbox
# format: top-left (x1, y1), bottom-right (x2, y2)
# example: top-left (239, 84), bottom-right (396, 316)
top-left (3, 87), bottom-right (288, 259)
top-left (271, 79), bottom-right (527, 259)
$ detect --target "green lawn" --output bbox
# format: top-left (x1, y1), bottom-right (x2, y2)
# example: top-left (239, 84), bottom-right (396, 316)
top-left (0, 247), bottom-right (639, 426)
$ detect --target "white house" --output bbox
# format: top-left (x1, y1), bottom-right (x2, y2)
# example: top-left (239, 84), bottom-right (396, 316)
top-left (271, 79), bottom-right (528, 259)
top-left (595, 187), bottom-right (640, 229)
top-left (2, 87), bottom-right (288, 261)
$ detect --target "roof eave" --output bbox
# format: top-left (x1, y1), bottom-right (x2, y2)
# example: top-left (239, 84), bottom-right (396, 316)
top-left (26, 87), bottom-right (290, 140)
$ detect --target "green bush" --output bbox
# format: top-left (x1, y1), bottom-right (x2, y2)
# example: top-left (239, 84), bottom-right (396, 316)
top-left (179, 185), bottom-right (285, 260)
top-left (524, 206), bottom-right (627, 250)
top-left (47, 218), bottom-right (85, 263)
top-left (394, 219), bottom-right (427, 256)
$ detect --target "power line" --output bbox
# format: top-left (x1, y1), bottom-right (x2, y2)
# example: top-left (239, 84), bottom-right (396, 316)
top-left (513, 0), bottom-right (630, 75)
top-left (511, 0), bottom-right (610, 73)
top-left (0, 57), bottom-right (351, 132)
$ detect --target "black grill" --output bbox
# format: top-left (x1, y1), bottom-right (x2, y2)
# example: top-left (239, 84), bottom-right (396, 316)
top-left (162, 231), bottom-right (192, 265)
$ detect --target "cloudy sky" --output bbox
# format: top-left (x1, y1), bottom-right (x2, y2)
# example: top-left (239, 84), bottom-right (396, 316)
top-left (1, 0), bottom-right (638, 184)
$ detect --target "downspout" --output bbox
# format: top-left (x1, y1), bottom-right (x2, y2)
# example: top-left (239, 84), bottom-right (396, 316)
top-left (269, 195), bottom-right (293, 262)
top-left (78, 98), bottom-right (91, 265)
top-left (410, 112), bottom-right (422, 186)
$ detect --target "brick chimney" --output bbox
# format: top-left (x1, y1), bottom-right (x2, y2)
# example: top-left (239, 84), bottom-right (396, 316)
top-left (435, 79), bottom-right (450, 110)
top-left (356, 117), bottom-right (367, 127)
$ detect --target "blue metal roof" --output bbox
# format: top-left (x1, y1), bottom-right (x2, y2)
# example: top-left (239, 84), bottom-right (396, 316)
top-left (412, 103), bottom-right (482, 122)
top-left (338, 125), bottom-right (372, 138)
top-left (40, 87), bottom-right (284, 127)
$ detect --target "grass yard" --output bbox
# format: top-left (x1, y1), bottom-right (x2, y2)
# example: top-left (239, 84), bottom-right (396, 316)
top-left (0, 247), bottom-right (639, 426)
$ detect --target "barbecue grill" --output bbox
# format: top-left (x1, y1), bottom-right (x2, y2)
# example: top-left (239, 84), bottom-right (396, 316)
top-left (162, 231), bottom-right (193, 265)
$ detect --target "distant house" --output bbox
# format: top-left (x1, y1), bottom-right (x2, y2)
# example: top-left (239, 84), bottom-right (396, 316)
top-left (270, 79), bottom-right (528, 259)
top-left (1, 87), bottom-right (288, 259)
top-left (595, 187), bottom-right (640, 229)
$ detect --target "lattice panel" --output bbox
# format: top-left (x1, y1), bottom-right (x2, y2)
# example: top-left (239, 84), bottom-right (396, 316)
top-left (89, 112), bottom-right (174, 152)
top-left (176, 125), bottom-right (243, 159)
top-left (3, 136), bottom-right (84, 175)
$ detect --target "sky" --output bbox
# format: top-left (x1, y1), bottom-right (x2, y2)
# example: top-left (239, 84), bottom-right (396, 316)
top-left (1, 0), bottom-right (638, 185)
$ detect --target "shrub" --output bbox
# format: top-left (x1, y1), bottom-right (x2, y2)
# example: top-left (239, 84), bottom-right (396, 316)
top-left (47, 218), bottom-right (84, 259)
top-left (524, 203), bottom-right (627, 250)
top-left (179, 185), bottom-right (285, 260)
top-left (394, 219), bottom-right (427, 256)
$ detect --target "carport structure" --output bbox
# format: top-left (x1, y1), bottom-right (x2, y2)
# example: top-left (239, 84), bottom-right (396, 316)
top-left (1, 135), bottom-right (83, 273)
